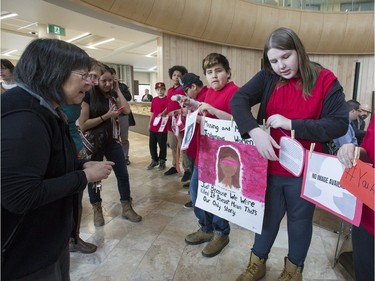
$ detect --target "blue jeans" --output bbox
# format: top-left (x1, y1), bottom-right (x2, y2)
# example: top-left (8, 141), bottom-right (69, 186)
top-left (252, 175), bottom-right (315, 266)
top-left (190, 164), bottom-right (230, 236)
top-left (88, 141), bottom-right (131, 204)
top-left (352, 223), bottom-right (374, 281)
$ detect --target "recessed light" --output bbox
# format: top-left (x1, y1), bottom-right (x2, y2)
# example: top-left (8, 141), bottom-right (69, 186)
top-left (0, 13), bottom-right (18, 20)
top-left (87, 38), bottom-right (115, 48)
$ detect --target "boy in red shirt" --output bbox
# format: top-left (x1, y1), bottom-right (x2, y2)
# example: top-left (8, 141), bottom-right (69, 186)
top-left (147, 82), bottom-right (168, 170)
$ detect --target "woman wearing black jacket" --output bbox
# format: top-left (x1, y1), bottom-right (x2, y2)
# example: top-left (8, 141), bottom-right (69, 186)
top-left (1, 38), bottom-right (114, 281)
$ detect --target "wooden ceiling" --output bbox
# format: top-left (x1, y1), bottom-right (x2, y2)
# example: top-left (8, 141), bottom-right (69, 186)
top-left (75, 0), bottom-right (374, 55)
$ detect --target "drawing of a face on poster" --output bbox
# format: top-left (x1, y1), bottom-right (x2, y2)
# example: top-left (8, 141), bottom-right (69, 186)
top-left (216, 146), bottom-right (241, 189)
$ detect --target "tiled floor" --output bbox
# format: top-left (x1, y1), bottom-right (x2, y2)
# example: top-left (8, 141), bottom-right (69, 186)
top-left (70, 131), bottom-right (354, 281)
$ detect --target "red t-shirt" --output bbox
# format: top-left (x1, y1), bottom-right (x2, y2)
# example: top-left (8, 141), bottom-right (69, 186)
top-left (186, 86), bottom-right (208, 159)
top-left (266, 69), bottom-right (336, 176)
top-left (360, 117), bottom-right (374, 235)
top-left (166, 85), bottom-right (185, 131)
top-left (150, 96), bottom-right (168, 133)
top-left (195, 82), bottom-right (239, 162)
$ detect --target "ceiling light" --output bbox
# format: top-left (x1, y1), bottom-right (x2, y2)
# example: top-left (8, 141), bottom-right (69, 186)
top-left (2, 49), bottom-right (18, 56)
top-left (17, 22), bottom-right (38, 30)
top-left (148, 66), bottom-right (157, 71)
top-left (87, 38), bottom-right (115, 49)
top-left (146, 50), bottom-right (157, 57)
top-left (0, 13), bottom-right (18, 20)
top-left (67, 32), bottom-right (91, 43)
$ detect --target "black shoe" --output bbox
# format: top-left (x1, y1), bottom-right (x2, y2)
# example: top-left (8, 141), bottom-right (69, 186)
top-left (164, 167), bottom-right (178, 176)
top-left (181, 171), bottom-right (192, 182)
top-left (184, 201), bottom-right (193, 208)
top-left (182, 181), bottom-right (190, 188)
top-left (147, 161), bottom-right (159, 170)
top-left (126, 159), bottom-right (131, 165)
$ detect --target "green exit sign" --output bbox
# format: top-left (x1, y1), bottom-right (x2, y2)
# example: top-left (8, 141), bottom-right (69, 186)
top-left (48, 24), bottom-right (65, 36)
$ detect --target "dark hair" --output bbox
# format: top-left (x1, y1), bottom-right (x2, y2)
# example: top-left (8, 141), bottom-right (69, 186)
top-left (1, 59), bottom-right (15, 72)
top-left (109, 67), bottom-right (116, 75)
top-left (347, 99), bottom-right (360, 111)
top-left (88, 64), bottom-right (113, 118)
top-left (217, 146), bottom-right (241, 189)
top-left (263, 27), bottom-right (322, 98)
top-left (202, 53), bottom-right (231, 79)
top-left (13, 38), bottom-right (91, 105)
top-left (168, 65), bottom-right (188, 79)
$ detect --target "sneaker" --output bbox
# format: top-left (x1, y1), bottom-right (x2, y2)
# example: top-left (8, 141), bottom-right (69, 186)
top-left (235, 252), bottom-right (266, 281)
top-left (182, 181), bottom-right (190, 188)
top-left (158, 161), bottom-right (166, 170)
top-left (184, 201), bottom-right (193, 208)
top-left (185, 229), bottom-right (213, 245)
top-left (202, 233), bottom-right (229, 257)
top-left (164, 166), bottom-right (178, 176)
top-left (147, 161), bottom-right (159, 170)
top-left (181, 171), bottom-right (192, 182)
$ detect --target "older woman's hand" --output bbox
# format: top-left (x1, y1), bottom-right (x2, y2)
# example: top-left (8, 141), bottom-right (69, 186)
top-left (83, 161), bottom-right (115, 182)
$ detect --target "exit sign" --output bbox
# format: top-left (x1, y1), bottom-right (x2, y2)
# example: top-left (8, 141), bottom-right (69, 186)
top-left (48, 24), bottom-right (65, 36)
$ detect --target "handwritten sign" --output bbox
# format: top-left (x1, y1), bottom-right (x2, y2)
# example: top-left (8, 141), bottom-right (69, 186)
top-left (301, 151), bottom-right (362, 226)
top-left (340, 159), bottom-right (374, 211)
top-left (195, 118), bottom-right (267, 233)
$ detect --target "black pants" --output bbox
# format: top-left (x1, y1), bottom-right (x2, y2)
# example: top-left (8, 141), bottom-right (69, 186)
top-left (149, 131), bottom-right (167, 162)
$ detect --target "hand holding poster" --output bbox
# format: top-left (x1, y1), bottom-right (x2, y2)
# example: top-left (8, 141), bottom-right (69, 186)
top-left (340, 159), bottom-right (374, 211)
top-left (195, 118), bottom-right (268, 233)
top-left (301, 151), bottom-right (362, 226)
top-left (181, 109), bottom-right (199, 151)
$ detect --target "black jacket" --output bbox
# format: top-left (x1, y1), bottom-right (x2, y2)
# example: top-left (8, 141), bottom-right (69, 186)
top-left (230, 69), bottom-right (348, 144)
top-left (1, 86), bottom-right (88, 279)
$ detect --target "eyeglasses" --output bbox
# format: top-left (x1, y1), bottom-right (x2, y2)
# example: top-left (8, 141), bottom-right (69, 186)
top-left (71, 71), bottom-right (90, 80)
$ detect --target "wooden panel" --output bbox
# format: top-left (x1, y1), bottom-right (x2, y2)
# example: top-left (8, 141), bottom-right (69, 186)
top-left (251, 6), bottom-right (280, 48)
top-left (79, 0), bottom-right (374, 54)
top-left (225, 1), bottom-right (258, 47)
top-left (201, 0), bottom-right (236, 42)
top-left (175, 0), bottom-right (212, 38)
top-left (299, 12), bottom-right (325, 53)
top-left (317, 13), bottom-right (348, 53)
top-left (145, 0), bottom-right (186, 30)
top-left (110, 0), bottom-right (154, 23)
top-left (345, 13), bottom-right (374, 54)
top-left (81, 0), bottom-right (115, 10)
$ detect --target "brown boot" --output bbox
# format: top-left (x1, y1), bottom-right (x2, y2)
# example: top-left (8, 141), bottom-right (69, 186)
top-left (69, 237), bottom-right (97, 254)
top-left (92, 202), bottom-right (104, 227)
top-left (201, 233), bottom-right (229, 257)
top-left (121, 198), bottom-right (142, 222)
top-left (278, 257), bottom-right (302, 281)
top-left (236, 252), bottom-right (266, 281)
top-left (70, 207), bottom-right (98, 253)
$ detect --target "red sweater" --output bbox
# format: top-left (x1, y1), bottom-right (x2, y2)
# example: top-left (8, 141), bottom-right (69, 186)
top-left (266, 69), bottom-right (336, 176)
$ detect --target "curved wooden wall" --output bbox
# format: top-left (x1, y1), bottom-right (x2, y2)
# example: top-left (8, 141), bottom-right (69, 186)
top-left (78, 0), bottom-right (374, 54)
